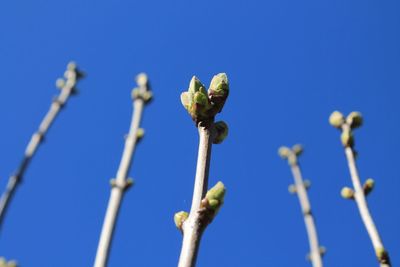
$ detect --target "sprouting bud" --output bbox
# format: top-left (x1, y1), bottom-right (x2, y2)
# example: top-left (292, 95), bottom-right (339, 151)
top-left (375, 247), bottom-right (389, 263)
top-left (303, 180), bottom-right (311, 189)
top-left (363, 178), bottom-right (375, 196)
top-left (292, 144), bottom-right (303, 156)
top-left (278, 146), bottom-right (291, 159)
top-left (136, 73), bottom-right (148, 87)
top-left (341, 187), bottom-right (354, 199)
top-left (142, 91), bottom-right (153, 103)
top-left (213, 121), bottom-right (229, 144)
top-left (181, 76), bottom-right (213, 123)
top-left (174, 211), bottom-right (189, 231)
top-left (347, 111), bottom-right (363, 129)
top-left (189, 76), bottom-right (207, 95)
top-left (205, 181), bottom-right (226, 211)
top-left (131, 88), bottom-right (153, 103)
top-left (208, 73), bottom-right (229, 113)
top-left (56, 78), bottom-right (66, 89)
top-left (329, 111), bottom-right (345, 128)
top-left (136, 128), bottom-right (145, 140)
top-left (319, 246), bottom-right (327, 256)
top-left (288, 184), bottom-right (297, 194)
top-left (67, 61), bottom-right (77, 71)
top-left (125, 178), bottom-right (135, 190)
top-left (341, 129), bottom-right (354, 147)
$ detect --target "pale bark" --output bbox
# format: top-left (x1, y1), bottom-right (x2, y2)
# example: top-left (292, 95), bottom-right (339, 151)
top-left (178, 124), bottom-right (214, 267)
top-left (289, 156), bottom-right (323, 267)
top-left (94, 75), bottom-right (150, 267)
top-left (342, 123), bottom-right (391, 267)
top-left (0, 63), bottom-right (81, 231)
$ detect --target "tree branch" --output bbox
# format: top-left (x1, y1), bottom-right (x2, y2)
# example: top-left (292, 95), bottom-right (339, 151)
top-left (94, 73), bottom-right (152, 267)
top-left (279, 145), bottom-right (324, 267)
top-left (330, 111), bottom-right (391, 267)
top-left (0, 62), bottom-right (83, 231)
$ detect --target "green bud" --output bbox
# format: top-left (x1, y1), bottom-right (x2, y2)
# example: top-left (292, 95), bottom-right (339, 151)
top-left (188, 76), bottom-right (207, 95)
top-left (205, 181), bottom-right (226, 211)
top-left (347, 111), bottom-right (363, 129)
top-left (136, 128), bottom-right (145, 140)
top-left (341, 187), bottom-right (354, 199)
top-left (288, 184), bottom-right (297, 194)
top-left (341, 129), bottom-right (354, 147)
top-left (56, 78), bottom-right (66, 89)
top-left (292, 144), bottom-right (303, 156)
top-left (329, 111), bottom-right (345, 128)
top-left (363, 178), bottom-right (375, 196)
top-left (208, 73), bottom-right (229, 112)
top-left (174, 211), bottom-right (189, 230)
top-left (180, 92), bottom-right (193, 110)
top-left (67, 61), bottom-right (77, 70)
top-left (213, 121), bottom-right (229, 144)
top-left (278, 146), bottom-right (291, 159)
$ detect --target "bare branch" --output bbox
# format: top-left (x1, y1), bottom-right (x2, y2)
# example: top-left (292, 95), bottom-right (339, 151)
top-left (330, 111), bottom-right (391, 267)
top-left (279, 145), bottom-right (324, 267)
top-left (0, 62), bottom-right (83, 231)
top-left (94, 73), bottom-right (152, 267)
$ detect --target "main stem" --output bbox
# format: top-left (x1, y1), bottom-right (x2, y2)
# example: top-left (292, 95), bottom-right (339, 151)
top-left (0, 77), bottom-right (76, 231)
top-left (290, 162), bottom-right (323, 267)
top-left (94, 98), bottom-right (145, 267)
top-left (344, 137), bottom-right (391, 267)
top-left (178, 124), bottom-right (213, 267)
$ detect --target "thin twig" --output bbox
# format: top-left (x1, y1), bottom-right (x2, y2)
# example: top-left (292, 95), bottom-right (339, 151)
top-left (279, 145), bottom-right (324, 267)
top-left (178, 124), bottom-right (214, 267)
top-left (330, 111), bottom-right (391, 266)
top-left (342, 123), bottom-right (391, 267)
top-left (94, 73), bottom-right (152, 267)
top-left (176, 74), bottom-right (229, 267)
top-left (0, 62), bottom-right (83, 231)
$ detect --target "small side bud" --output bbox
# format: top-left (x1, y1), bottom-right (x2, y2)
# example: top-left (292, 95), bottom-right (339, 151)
top-left (288, 184), bottom-right (297, 194)
top-left (341, 129), bottom-right (354, 147)
top-left (341, 187), bottom-right (354, 199)
top-left (292, 144), bottom-right (303, 156)
top-left (213, 121), bottom-right (229, 144)
top-left (205, 181), bottom-right (226, 212)
top-left (319, 246), bottom-right (327, 256)
top-left (174, 211), bottom-right (189, 231)
top-left (278, 146), bottom-right (291, 159)
top-left (109, 178), bottom-right (117, 188)
top-left (347, 111), bottom-right (363, 129)
top-left (56, 78), bottom-right (66, 89)
top-left (329, 111), bottom-right (345, 128)
top-left (208, 73), bottom-right (229, 113)
top-left (303, 180), bottom-right (311, 189)
top-left (136, 73), bottom-right (148, 87)
top-left (125, 178), bottom-right (135, 190)
top-left (136, 128), bottom-right (145, 140)
top-left (67, 61), bottom-right (77, 70)
top-left (375, 247), bottom-right (389, 264)
top-left (363, 178), bottom-right (375, 196)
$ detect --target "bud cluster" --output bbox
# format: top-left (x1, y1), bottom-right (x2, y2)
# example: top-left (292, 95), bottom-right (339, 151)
top-left (180, 73), bottom-right (229, 124)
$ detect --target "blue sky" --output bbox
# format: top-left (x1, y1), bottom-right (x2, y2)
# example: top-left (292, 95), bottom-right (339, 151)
top-left (0, 0), bottom-right (399, 266)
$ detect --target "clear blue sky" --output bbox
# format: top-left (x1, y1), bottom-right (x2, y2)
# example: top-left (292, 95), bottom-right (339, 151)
top-left (0, 0), bottom-right (399, 266)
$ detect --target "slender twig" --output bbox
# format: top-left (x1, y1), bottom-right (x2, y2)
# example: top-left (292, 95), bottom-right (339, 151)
top-left (0, 62), bottom-right (83, 231)
top-left (279, 145), bottom-right (324, 267)
top-left (176, 74), bottom-right (229, 267)
top-left (94, 73), bottom-right (152, 267)
top-left (330, 111), bottom-right (391, 267)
